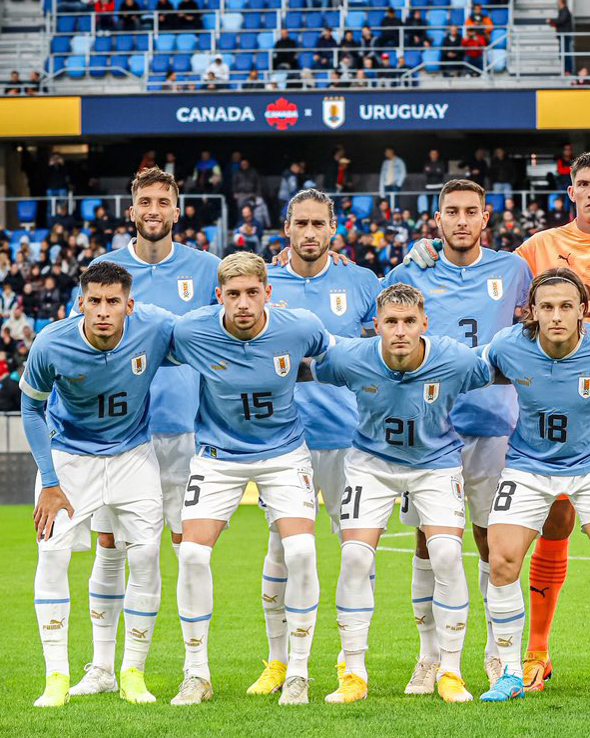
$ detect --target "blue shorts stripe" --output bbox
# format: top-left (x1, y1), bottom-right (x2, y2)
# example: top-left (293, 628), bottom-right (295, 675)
top-left (90, 592), bottom-right (125, 600)
top-left (123, 608), bottom-right (158, 617)
top-left (34, 598), bottom-right (70, 605)
top-left (285, 603), bottom-right (318, 614)
top-left (490, 612), bottom-right (525, 624)
top-left (412, 596), bottom-right (433, 604)
top-left (262, 574), bottom-right (288, 583)
top-left (336, 605), bottom-right (374, 613)
top-left (179, 613), bottom-right (212, 623)
top-left (432, 599), bottom-right (469, 611)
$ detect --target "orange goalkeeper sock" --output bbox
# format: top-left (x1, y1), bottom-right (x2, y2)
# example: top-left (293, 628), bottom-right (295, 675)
top-left (527, 537), bottom-right (568, 653)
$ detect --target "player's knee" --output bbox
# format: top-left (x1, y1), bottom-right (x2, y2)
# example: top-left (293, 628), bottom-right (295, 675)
top-left (98, 532), bottom-right (117, 549)
top-left (415, 528), bottom-right (429, 559)
top-left (178, 540), bottom-right (212, 575)
top-left (426, 534), bottom-right (462, 573)
top-left (266, 530), bottom-right (286, 566)
top-left (340, 540), bottom-right (375, 580)
top-left (282, 533), bottom-right (317, 583)
top-left (542, 500), bottom-right (576, 540)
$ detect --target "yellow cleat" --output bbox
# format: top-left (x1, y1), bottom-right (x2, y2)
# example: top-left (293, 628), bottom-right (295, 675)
top-left (34, 673), bottom-right (70, 708)
top-left (325, 674), bottom-right (368, 704)
top-left (437, 672), bottom-right (473, 703)
top-left (246, 660), bottom-right (286, 695)
top-left (523, 651), bottom-right (552, 693)
top-left (120, 668), bottom-right (156, 704)
top-left (336, 662), bottom-right (346, 687)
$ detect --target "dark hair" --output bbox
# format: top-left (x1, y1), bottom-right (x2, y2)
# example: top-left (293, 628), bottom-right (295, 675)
top-left (80, 261), bottom-right (133, 295)
top-left (570, 152), bottom-right (590, 184)
top-left (131, 166), bottom-right (179, 203)
top-left (438, 178), bottom-right (485, 210)
top-left (521, 267), bottom-right (588, 340)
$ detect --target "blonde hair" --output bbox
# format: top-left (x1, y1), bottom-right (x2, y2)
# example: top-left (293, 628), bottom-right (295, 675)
top-left (377, 283), bottom-right (424, 311)
top-left (218, 251), bottom-right (267, 286)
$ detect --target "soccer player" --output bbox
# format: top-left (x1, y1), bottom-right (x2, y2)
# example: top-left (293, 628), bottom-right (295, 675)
top-left (247, 189), bottom-right (382, 696)
top-left (479, 267), bottom-right (590, 702)
top-left (312, 283), bottom-right (493, 705)
top-left (22, 262), bottom-right (176, 707)
top-left (403, 152), bottom-right (590, 691)
top-left (384, 180), bottom-right (532, 693)
top-left (70, 167), bottom-right (220, 697)
top-left (169, 252), bottom-right (333, 707)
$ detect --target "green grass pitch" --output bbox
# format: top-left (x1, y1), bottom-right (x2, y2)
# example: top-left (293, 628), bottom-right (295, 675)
top-left (2, 503), bottom-right (590, 738)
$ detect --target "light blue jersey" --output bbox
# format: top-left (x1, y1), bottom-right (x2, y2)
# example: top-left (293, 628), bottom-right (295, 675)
top-left (313, 335), bottom-right (491, 469)
top-left (171, 304), bottom-right (333, 462)
top-left (485, 325), bottom-right (590, 476)
top-left (387, 248), bottom-right (532, 437)
top-left (78, 240), bottom-right (220, 435)
top-left (267, 260), bottom-right (382, 450)
top-left (20, 304), bottom-right (176, 456)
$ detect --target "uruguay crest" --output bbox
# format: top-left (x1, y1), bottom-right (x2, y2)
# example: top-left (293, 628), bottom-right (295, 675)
top-left (322, 96), bottom-right (345, 130)
top-left (487, 278), bottom-right (503, 301)
top-left (132, 353), bottom-right (147, 376)
top-left (579, 376), bottom-right (590, 398)
top-left (330, 291), bottom-right (348, 316)
top-left (178, 278), bottom-right (194, 302)
top-left (274, 354), bottom-right (291, 377)
top-left (423, 382), bottom-right (439, 403)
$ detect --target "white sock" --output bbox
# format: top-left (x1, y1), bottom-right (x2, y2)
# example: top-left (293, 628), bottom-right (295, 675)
top-left (411, 555), bottom-right (439, 662)
top-left (426, 534), bottom-right (469, 678)
top-left (121, 543), bottom-right (161, 673)
top-left (177, 542), bottom-right (213, 682)
top-left (35, 549), bottom-right (71, 676)
top-left (89, 544), bottom-right (126, 673)
top-left (282, 533), bottom-right (319, 680)
top-left (478, 559), bottom-right (499, 660)
top-left (335, 540), bottom-right (375, 683)
top-left (262, 531), bottom-right (288, 664)
top-left (487, 581), bottom-right (525, 678)
top-left (172, 542), bottom-right (180, 559)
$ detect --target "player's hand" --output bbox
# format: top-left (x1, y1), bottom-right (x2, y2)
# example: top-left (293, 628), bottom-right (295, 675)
top-left (402, 238), bottom-right (443, 269)
top-left (272, 247), bottom-right (291, 267)
top-left (33, 486), bottom-right (74, 542)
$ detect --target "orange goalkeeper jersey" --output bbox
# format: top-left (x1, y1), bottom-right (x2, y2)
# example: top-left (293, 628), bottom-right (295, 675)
top-left (515, 219), bottom-right (590, 282)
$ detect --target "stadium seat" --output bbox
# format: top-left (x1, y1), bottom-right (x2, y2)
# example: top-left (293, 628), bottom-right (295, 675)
top-left (77, 14), bottom-right (92, 32)
top-left (65, 55), bottom-right (86, 78)
top-left (243, 12), bottom-right (263, 29)
top-left (219, 33), bottom-right (238, 50)
top-left (426, 9), bottom-right (447, 27)
top-left (94, 36), bottom-right (112, 53)
top-left (135, 34), bottom-right (150, 51)
top-left (489, 48), bottom-right (507, 72)
top-left (490, 29), bottom-right (507, 49)
top-left (345, 10), bottom-right (364, 28)
top-left (56, 16), bottom-right (76, 33)
top-left (322, 10), bottom-right (339, 28)
top-left (404, 50), bottom-right (422, 68)
top-left (51, 36), bottom-right (71, 54)
top-left (115, 35), bottom-right (134, 52)
top-left (485, 193), bottom-right (505, 213)
top-left (285, 11), bottom-right (302, 29)
top-left (110, 54), bottom-right (130, 77)
top-left (202, 13), bottom-right (217, 30)
top-left (71, 34), bottom-right (92, 55)
top-left (351, 196), bottom-right (373, 220)
top-left (240, 32), bottom-right (258, 50)
top-left (177, 33), bottom-right (198, 51)
top-left (490, 8), bottom-right (509, 26)
top-left (197, 32), bottom-right (212, 50)
top-left (257, 31), bottom-right (274, 49)
top-left (172, 53), bottom-right (192, 72)
top-left (151, 54), bottom-right (170, 73)
top-left (235, 52), bottom-right (254, 70)
top-left (423, 48), bottom-right (440, 72)
top-left (89, 54), bottom-right (109, 77)
top-left (221, 13), bottom-right (244, 30)
top-left (155, 33), bottom-right (176, 52)
top-left (301, 31), bottom-right (317, 49)
top-left (191, 52), bottom-right (210, 73)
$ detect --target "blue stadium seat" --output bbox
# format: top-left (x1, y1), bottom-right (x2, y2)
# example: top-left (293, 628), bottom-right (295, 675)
top-left (351, 196), bottom-right (373, 220)
top-left (298, 50), bottom-right (314, 68)
top-left (262, 11), bottom-right (278, 28)
top-left (111, 54), bottom-right (130, 77)
top-left (115, 34), bottom-right (134, 52)
top-left (77, 14), bottom-right (92, 32)
top-left (202, 13), bottom-right (217, 30)
top-left (345, 10), bottom-right (364, 29)
top-left (65, 55), bottom-right (86, 78)
top-left (301, 31), bottom-right (317, 49)
top-left (303, 12), bottom-right (323, 28)
top-left (490, 28), bottom-right (507, 49)
top-left (51, 36), bottom-right (71, 54)
top-left (449, 8), bottom-right (464, 26)
top-left (89, 54), bottom-right (109, 77)
top-left (490, 8), bottom-right (508, 25)
top-left (129, 54), bottom-right (146, 76)
top-left (172, 53), bottom-right (191, 72)
top-left (135, 34), bottom-right (150, 51)
top-left (240, 32), bottom-right (258, 49)
top-left (257, 31), bottom-right (274, 49)
top-left (254, 51), bottom-right (270, 70)
top-left (155, 33), bottom-right (175, 51)
top-left (404, 50), bottom-right (422, 68)
top-left (151, 53), bottom-right (169, 73)
top-left (35, 319), bottom-right (53, 334)
top-left (71, 34), bottom-right (92, 54)
top-left (34, 229), bottom-right (50, 242)
top-left (197, 31), bottom-right (212, 50)
top-left (427, 28), bottom-right (445, 46)
top-left (489, 48), bottom-right (507, 72)
top-left (322, 10), bottom-right (339, 28)
top-left (219, 32), bottom-right (238, 50)
top-left (94, 36), bottom-right (112, 52)
top-left (177, 33), bottom-right (198, 51)
top-left (17, 201), bottom-right (37, 225)
top-left (56, 16), bottom-right (76, 33)
top-left (235, 52), bottom-right (254, 70)
top-left (243, 11), bottom-right (263, 29)
top-left (426, 9), bottom-right (447, 27)
top-left (423, 48), bottom-right (440, 72)
top-left (285, 11), bottom-right (302, 29)
top-left (222, 12), bottom-right (244, 30)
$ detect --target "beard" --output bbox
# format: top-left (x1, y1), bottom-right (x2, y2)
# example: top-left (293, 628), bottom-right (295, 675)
top-left (136, 218), bottom-right (173, 242)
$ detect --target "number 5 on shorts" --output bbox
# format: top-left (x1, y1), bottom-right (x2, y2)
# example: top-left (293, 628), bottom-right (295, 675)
top-left (185, 474), bottom-right (205, 507)
top-left (492, 480), bottom-right (516, 512)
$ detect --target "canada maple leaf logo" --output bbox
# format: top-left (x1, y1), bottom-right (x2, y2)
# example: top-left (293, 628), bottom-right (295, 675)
top-left (264, 98), bottom-right (299, 131)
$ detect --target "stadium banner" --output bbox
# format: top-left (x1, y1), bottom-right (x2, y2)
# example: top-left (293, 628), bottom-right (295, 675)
top-left (81, 90), bottom-right (536, 135)
top-left (536, 90), bottom-right (590, 129)
top-left (0, 97), bottom-right (81, 137)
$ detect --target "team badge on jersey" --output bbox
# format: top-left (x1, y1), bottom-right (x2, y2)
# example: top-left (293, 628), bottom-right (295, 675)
top-left (177, 278), bottom-right (194, 302)
top-left (329, 290), bottom-right (348, 316)
top-left (579, 376), bottom-right (590, 398)
top-left (273, 353), bottom-right (291, 377)
top-left (131, 353), bottom-right (147, 375)
top-left (487, 278), bottom-right (504, 301)
top-left (423, 382), bottom-right (439, 403)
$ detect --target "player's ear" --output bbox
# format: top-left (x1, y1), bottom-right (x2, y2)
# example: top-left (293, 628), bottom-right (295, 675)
top-left (215, 286), bottom-right (223, 304)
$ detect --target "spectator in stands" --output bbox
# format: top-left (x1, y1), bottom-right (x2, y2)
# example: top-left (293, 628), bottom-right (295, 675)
top-left (4, 71), bottom-right (21, 95)
top-left (243, 69), bottom-right (265, 90)
top-left (232, 158), bottom-right (262, 209)
top-left (379, 147), bottom-right (406, 196)
top-left (571, 66), bottom-right (590, 85)
top-left (314, 26), bottom-right (338, 70)
top-left (359, 26), bottom-right (379, 66)
top-left (521, 200), bottom-right (547, 237)
top-left (274, 29), bottom-right (298, 71)
top-left (461, 28), bottom-right (485, 75)
top-left (234, 205), bottom-right (264, 252)
top-left (177, 0), bottom-right (201, 31)
top-left (546, 196), bottom-right (570, 229)
top-left (0, 362), bottom-right (23, 411)
top-left (278, 163), bottom-right (301, 214)
top-left (194, 151), bottom-right (222, 194)
top-left (460, 147), bottom-right (488, 187)
top-left (423, 149), bottom-right (446, 213)
top-left (405, 9), bottom-right (427, 49)
top-left (442, 25), bottom-right (463, 77)
top-left (378, 7), bottom-right (402, 49)
top-left (466, 4), bottom-right (493, 42)
top-left (490, 147), bottom-right (517, 198)
top-left (95, 0), bottom-right (115, 31)
top-left (37, 276), bottom-right (61, 320)
top-left (46, 154), bottom-right (68, 199)
top-left (119, 0), bottom-right (141, 31)
top-left (0, 283), bottom-right (18, 320)
top-left (206, 55), bottom-right (230, 87)
top-left (4, 306), bottom-right (30, 341)
top-left (156, 0), bottom-right (175, 31)
top-left (548, 0), bottom-right (573, 74)
top-left (554, 142), bottom-right (574, 190)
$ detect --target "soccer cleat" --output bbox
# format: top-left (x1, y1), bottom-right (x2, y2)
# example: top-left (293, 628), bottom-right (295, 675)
top-left (404, 659), bottom-right (439, 695)
top-left (480, 669), bottom-right (524, 702)
top-left (523, 651), bottom-right (552, 693)
top-left (278, 676), bottom-right (310, 705)
top-left (70, 663), bottom-right (118, 696)
top-left (336, 661), bottom-right (346, 687)
top-left (437, 672), bottom-right (473, 703)
top-left (119, 668), bottom-right (156, 704)
top-left (246, 660), bottom-right (286, 695)
top-left (170, 675), bottom-right (213, 706)
top-left (325, 674), bottom-right (368, 704)
top-left (484, 656), bottom-right (503, 688)
top-left (34, 673), bottom-right (70, 708)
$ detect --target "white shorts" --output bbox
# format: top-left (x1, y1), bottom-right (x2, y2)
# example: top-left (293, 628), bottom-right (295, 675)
top-left (310, 448), bottom-right (347, 533)
top-left (488, 467), bottom-right (590, 533)
top-left (182, 444), bottom-right (316, 528)
top-left (342, 448), bottom-right (465, 531)
top-left (460, 435), bottom-right (509, 528)
top-left (92, 432), bottom-right (195, 535)
top-left (37, 442), bottom-right (163, 552)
